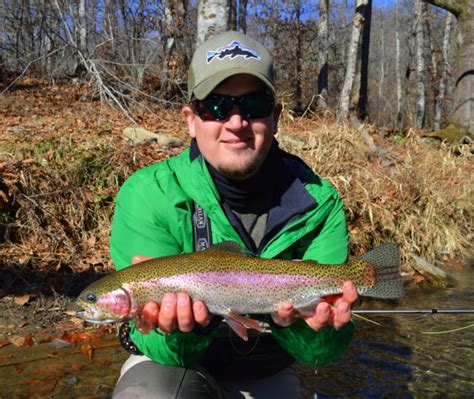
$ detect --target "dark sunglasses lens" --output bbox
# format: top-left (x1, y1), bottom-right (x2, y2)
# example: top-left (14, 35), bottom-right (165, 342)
top-left (240, 94), bottom-right (274, 118)
top-left (195, 96), bottom-right (233, 121)
top-left (195, 93), bottom-right (274, 121)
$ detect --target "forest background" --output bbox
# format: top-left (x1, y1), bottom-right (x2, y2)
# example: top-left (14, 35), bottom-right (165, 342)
top-left (0, 0), bottom-right (472, 289)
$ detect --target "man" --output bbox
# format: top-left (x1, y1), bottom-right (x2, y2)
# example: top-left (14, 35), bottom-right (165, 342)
top-left (111, 31), bottom-right (357, 398)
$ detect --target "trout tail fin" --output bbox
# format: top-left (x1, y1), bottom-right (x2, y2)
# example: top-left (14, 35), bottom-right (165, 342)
top-left (360, 244), bottom-right (404, 299)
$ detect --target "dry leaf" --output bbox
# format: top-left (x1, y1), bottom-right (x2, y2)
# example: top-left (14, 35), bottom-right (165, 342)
top-left (9, 335), bottom-right (34, 347)
top-left (80, 344), bottom-right (94, 361)
top-left (14, 294), bottom-right (31, 306)
top-left (0, 354), bottom-right (14, 363)
top-left (0, 339), bottom-right (11, 349)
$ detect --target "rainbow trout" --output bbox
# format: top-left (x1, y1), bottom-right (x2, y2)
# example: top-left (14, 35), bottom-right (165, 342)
top-left (76, 242), bottom-right (403, 340)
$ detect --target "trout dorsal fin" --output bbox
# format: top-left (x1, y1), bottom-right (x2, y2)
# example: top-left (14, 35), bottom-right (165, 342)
top-left (205, 241), bottom-right (251, 256)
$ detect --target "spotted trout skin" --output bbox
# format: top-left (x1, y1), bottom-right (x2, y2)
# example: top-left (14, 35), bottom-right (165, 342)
top-left (76, 242), bottom-right (403, 331)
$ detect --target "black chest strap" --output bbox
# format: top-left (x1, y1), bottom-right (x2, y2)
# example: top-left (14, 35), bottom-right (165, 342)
top-left (192, 202), bottom-right (212, 251)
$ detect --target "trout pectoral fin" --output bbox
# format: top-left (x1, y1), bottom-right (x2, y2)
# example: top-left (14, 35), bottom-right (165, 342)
top-left (133, 314), bottom-right (156, 335)
top-left (224, 310), bottom-right (263, 341)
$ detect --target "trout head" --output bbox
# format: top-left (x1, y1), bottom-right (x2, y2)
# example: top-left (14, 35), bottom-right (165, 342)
top-left (76, 278), bottom-right (131, 324)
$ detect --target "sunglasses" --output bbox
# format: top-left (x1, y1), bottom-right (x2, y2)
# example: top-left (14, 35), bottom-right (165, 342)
top-left (193, 93), bottom-right (275, 121)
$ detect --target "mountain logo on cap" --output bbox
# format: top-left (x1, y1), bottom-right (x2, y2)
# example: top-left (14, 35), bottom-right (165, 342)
top-left (206, 41), bottom-right (261, 64)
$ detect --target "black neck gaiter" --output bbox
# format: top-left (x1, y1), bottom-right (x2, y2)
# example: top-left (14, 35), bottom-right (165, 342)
top-left (193, 140), bottom-right (282, 213)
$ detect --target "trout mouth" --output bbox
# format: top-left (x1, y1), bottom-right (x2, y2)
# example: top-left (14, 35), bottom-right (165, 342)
top-left (75, 309), bottom-right (119, 324)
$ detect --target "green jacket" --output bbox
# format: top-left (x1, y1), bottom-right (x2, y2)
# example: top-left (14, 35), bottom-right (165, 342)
top-left (110, 145), bottom-right (353, 368)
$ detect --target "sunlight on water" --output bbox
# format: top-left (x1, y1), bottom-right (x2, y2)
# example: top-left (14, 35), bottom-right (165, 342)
top-left (300, 268), bottom-right (474, 398)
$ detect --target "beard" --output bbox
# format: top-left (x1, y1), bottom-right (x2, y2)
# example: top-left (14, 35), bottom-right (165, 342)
top-left (215, 151), bottom-right (267, 181)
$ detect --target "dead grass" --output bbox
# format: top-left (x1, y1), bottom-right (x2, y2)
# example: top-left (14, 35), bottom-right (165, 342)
top-left (1, 79), bottom-right (472, 273)
top-left (278, 115), bottom-right (473, 270)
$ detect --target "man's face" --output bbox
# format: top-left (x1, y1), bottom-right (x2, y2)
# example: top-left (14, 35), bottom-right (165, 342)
top-left (183, 74), bottom-right (281, 180)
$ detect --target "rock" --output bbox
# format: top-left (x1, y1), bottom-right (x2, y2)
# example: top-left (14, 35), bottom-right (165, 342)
top-left (409, 254), bottom-right (456, 287)
top-left (7, 125), bottom-right (28, 136)
top-left (278, 134), bottom-right (312, 149)
top-left (123, 127), bottom-right (183, 148)
top-left (154, 134), bottom-right (184, 148)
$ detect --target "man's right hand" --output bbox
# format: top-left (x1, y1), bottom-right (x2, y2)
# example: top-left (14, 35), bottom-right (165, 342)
top-left (132, 256), bottom-right (212, 333)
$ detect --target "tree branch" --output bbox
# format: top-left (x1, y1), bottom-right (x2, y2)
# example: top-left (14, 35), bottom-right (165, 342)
top-left (422, 0), bottom-right (463, 17)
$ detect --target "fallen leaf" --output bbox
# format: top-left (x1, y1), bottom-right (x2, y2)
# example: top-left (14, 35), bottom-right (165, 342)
top-left (0, 354), bottom-right (14, 363)
top-left (9, 335), bottom-right (34, 347)
top-left (0, 324), bottom-right (17, 329)
top-left (33, 330), bottom-right (52, 344)
top-left (0, 338), bottom-right (11, 348)
top-left (80, 344), bottom-right (94, 361)
top-left (414, 275), bottom-right (425, 284)
top-left (60, 331), bottom-right (101, 343)
top-left (14, 295), bottom-right (31, 306)
top-left (71, 363), bottom-right (84, 371)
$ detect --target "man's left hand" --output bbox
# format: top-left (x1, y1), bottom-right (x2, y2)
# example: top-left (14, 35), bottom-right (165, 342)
top-left (271, 281), bottom-right (358, 331)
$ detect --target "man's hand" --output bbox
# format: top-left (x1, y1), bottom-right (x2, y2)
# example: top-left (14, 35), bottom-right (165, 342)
top-left (272, 281), bottom-right (358, 331)
top-left (132, 256), bottom-right (212, 333)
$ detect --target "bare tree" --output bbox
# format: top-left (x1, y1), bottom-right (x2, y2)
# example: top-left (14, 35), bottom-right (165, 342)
top-left (414, 0), bottom-right (426, 129)
top-left (197, 0), bottom-right (231, 45)
top-left (317, 0), bottom-right (329, 108)
top-left (78, 0), bottom-right (87, 55)
top-left (294, 0), bottom-right (303, 113)
top-left (423, 0), bottom-right (473, 140)
top-left (434, 12), bottom-right (454, 131)
top-left (394, 0), bottom-right (403, 128)
top-left (161, 0), bottom-right (188, 95)
top-left (338, 0), bottom-right (368, 120)
top-left (357, 0), bottom-right (372, 119)
top-left (239, 0), bottom-right (248, 33)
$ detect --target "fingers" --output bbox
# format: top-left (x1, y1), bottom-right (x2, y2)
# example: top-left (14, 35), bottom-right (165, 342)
top-left (132, 256), bottom-right (153, 265)
top-left (341, 280), bottom-right (358, 305)
top-left (142, 301), bottom-right (160, 325)
top-left (332, 281), bottom-right (358, 329)
top-left (176, 293), bottom-right (194, 332)
top-left (304, 281), bottom-right (359, 332)
top-left (271, 301), bottom-right (296, 327)
top-left (158, 293), bottom-right (177, 333)
top-left (193, 300), bottom-right (211, 327)
top-left (153, 293), bottom-right (210, 333)
top-left (304, 301), bottom-right (331, 331)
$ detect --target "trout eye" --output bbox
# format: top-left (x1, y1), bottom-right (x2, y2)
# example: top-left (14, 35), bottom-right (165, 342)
top-left (86, 293), bottom-right (97, 303)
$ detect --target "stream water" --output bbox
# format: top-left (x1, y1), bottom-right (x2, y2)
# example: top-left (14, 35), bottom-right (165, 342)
top-left (0, 269), bottom-right (472, 398)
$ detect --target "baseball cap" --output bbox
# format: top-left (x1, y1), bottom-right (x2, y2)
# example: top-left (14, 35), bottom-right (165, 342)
top-left (188, 31), bottom-right (275, 100)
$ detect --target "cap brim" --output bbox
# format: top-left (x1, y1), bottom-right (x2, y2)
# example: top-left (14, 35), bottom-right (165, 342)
top-left (191, 68), bottom-right (276, 100)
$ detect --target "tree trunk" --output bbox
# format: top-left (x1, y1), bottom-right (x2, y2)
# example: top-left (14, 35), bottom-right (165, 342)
top-left (434, 12), bottom-right (454, 131)
top-left (103, 0), bottom-right (118, 55)
top-left (161, 0), bottom-right (187, 96)
top-left (294, 0), bottom-right (303, 114)
top-left (357, 0), bottom-right (372, 119)
top-left (423, 0), bottom-right (473, 140)
top-left (78, 0), bottom-right (87, 55)
top-left (317, 0), bottom-right (329, 108)
top-left (338, 0), bottom-right (368, 120)
top-left (378, 10), bottom-right (384, 100)
top-left (395, 0), bottom-right (403, 128)
top-left (197, 0), bottom-right (230, 45)
top-left (239, 0), bottom-right (248, 33)
top-left (414, 0), bottom-right (426, 129)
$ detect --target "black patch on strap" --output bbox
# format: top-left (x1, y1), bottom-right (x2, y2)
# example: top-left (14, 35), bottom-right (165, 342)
top-left (193, 203), bottom-right (212, 251)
